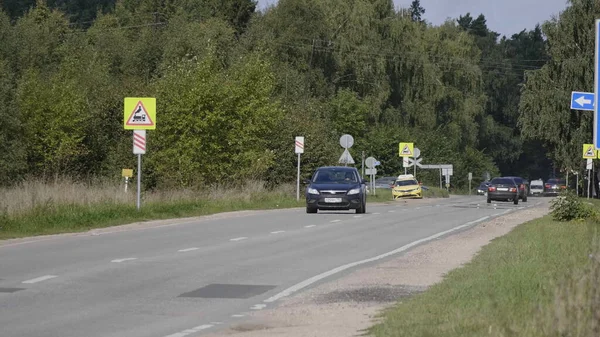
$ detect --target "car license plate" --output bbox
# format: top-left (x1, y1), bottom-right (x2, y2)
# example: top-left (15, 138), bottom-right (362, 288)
top-left (324, 198), bottom-right (342, 203)
top-left (497, 188), bottom-right (508, 191)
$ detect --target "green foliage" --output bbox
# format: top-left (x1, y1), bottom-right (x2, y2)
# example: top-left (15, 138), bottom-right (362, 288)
top-left (519, 0), bottom-right (600, 173)
top-left (550, 191), bottom-right (595, 222)
top-left (148, 52), bottom-right (283, 187)
top-left (0, 0), bottom-right (570, 189)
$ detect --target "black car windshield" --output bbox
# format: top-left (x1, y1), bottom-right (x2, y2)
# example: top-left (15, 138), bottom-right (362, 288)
top-left (395, 179), bottom-right (418, 186)
top-left (547, 179), bottom-right (566, 185)
top-left (313, 169), bottom-right (358, 183)
top-left (491, 178), bottom-right (515, 185)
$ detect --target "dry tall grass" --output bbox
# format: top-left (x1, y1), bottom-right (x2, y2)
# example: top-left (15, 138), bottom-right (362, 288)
top-left (0, 178), bottom-right (295, 216)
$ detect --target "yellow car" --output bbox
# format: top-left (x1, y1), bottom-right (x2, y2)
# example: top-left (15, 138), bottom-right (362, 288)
top-left (392, 174), bottom-right (423, 199)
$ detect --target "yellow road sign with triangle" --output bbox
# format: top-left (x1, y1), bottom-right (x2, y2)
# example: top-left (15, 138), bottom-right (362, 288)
top-left (399, 142), bottom-right (414, 157)
top-left (583, 144), bottom-right (596, 159)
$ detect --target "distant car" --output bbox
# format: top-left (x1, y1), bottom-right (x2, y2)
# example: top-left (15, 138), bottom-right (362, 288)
top-left (392, 174), bottom-right (423, 199)
top-left (305, 166), bottom-right (367, 214)
top-left (530, 179), bottom-right (544, 196)
top-left (487, 177), bottom-right (520, 205)
top-left (544, 178), bottom-right (567, 196)
top-left (503, 176), bottom-right (528, 202)
top-left (476, 181), bottom-right (491, 195)
top-left (374, 176), bottom-right (396, 189)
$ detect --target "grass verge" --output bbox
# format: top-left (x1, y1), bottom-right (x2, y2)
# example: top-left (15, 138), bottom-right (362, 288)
top-left (1, 182), bottom-right (447, 240)
top-left (369, 213), bottom-right (600, 337)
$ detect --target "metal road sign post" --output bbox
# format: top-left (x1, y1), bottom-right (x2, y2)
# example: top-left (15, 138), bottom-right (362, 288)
top-left (468, 172), bottom-right (472, 195)
top-left (588, 159), bottom-right (593, 199)
top-left (295, 136), bottom-right (304, 201)
top-left (133, 130), bottom-right (146, 210)
top-left (125, 97), bottom-right (156, 211)
top-left (595, 19), bottom-right (600, 150)
top-left (413, 147), bottom-right (420, 179)
top-left (365, 157), bottom-right (377, 195)
top-left (571, 91), bottom-right (595, 111)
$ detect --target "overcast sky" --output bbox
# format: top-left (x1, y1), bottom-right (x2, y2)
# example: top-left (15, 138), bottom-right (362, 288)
top-left (256, 0), bottom-right (569, 38)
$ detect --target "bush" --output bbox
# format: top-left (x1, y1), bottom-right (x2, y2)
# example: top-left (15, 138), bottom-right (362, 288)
top-left (550, 191), bottom-right (594, 222)
top-left (423, 187), bottom-right (450, 198)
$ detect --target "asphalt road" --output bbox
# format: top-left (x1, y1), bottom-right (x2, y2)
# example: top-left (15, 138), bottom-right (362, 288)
top-left (0, 195), bottom-right (542, 337)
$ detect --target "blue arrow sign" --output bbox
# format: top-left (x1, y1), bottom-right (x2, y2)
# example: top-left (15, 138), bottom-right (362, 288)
top-left (571, 91), bottom-right (595, 111)
top-left (596, 19), bottom-right (600, 149)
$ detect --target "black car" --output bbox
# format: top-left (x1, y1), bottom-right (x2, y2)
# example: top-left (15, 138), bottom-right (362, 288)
top-left (503, 176), bottom-right (528, 202)
top-left (487, 177), bottom-right (520, 205)
top-left (544, 178), bottom-right (567, 196)
top-left (374, 176), bottom-right (397, 189)
top-left (476, 181), bottom-right (491, 195)
top-left (305, 166), bottom-right (367, 214)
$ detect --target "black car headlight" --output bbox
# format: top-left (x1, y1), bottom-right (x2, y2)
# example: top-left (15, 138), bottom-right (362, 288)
top-left (307, 187), bottom-right (320, 195)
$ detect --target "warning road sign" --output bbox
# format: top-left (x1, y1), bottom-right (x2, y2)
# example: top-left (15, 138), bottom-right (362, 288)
top-left (124, 97), bottom-right (156, 130)
top-left (133, 130), bottom-right (146, 154)
top-left (399, 142), bottom-right (414, 157)
top-left (583, 143), bottom-right (596, 159)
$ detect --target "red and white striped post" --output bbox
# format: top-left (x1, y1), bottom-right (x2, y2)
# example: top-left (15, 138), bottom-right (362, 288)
top-left (295, 137), bottom-right (304, 201)
top-left (133, 130), bottom-right (146, 210)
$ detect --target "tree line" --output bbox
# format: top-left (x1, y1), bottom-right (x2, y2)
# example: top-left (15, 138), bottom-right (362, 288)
top-left (0, 0), bottom-right (594, 189)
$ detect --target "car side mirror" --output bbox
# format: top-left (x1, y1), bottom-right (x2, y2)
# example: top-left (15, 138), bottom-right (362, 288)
top-left (303, 179), bottom-right (311, 185)
top-left (361, 178), bottom-right (367, 184)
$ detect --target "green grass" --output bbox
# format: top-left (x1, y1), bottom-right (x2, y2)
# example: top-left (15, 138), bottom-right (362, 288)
top-left (369, 215), bottom-right (600, 337)
top-left (0, 195), bottom-right (305, 240)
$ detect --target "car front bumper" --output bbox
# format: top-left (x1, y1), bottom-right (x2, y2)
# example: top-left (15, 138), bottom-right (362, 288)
top-left (306, 193), bottom-right (363, 210)
top-left (392, 189), bottom-right (422, 199)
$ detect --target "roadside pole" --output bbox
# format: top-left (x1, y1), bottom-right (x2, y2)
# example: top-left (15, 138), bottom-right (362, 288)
top-left (295, 137), bottom-right (304, 201)
top-left (124, 97), bottom-right (156, 211)
top-left (136, 153), bottom-right (142, 210)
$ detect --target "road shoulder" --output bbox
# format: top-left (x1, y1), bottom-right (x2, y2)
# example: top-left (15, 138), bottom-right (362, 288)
top-left (203, 200), bottom-right (550, 337)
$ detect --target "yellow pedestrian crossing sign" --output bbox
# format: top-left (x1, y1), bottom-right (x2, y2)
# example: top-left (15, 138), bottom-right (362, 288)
top-left (583, 144), bottom-right (596, 159)
top-left (399, 142), bottom-right (414, 157)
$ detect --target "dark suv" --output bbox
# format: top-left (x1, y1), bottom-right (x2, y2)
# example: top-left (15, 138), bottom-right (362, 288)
top-left (305, 166), bottom-right (367, 214)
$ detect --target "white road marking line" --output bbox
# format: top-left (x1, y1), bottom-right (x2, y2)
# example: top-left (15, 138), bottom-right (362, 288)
top-left (250, 304), bottom-right (267, 310)
top-left (230, 237), bottom-right (248, 242)
top-left (164, 324), bottom-right (214, 337)
top-left (22, 275), bottom-right (57, 284)
top-left (263, 215), bottom-right (491, 303)
top-left (330, 219), bottom-right (341, 223)
top-left (270, 231), bottom-right (285, 234)
top-left (353, 215), bottom-right (363, 218)
top-left (231, 314), bottom-right (246, 318)
top-left (210, 322), bottom-right (223, 325)
top-left (388, 210), bottom-right (396, 213)
top-left (416, 207), bottom-right (421, 210)
top-left (111, 258), bottom-right (137, 263)
top-left (304, 225), bottom-right (316, 228)
top-left (178, 248), bottom-right (199, 252)
top-left (373, 212), bottom-right (381, 215)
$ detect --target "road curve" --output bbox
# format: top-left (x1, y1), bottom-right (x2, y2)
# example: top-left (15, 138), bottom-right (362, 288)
top-left (0, 195), bottom-right (538, 337)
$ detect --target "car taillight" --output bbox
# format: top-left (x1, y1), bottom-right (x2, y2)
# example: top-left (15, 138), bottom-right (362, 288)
top-left (510, 187), bottom-right (517, 192)
top-left (519, 184), bottom-right (524, 189)
top-left (488, 186), bottom-right (496, 192)
top-left (561, 186), bottom-right (567, 189)
top-left (545, 184), bottom-right (551, 188)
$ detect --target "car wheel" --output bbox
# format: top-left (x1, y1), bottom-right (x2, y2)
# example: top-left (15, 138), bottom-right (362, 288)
top-left (487, 198), bottom-right (491, 204)
top-left (513, 197), bottom-right (519, 205)
top-left (306, 206), bottom-right (317, 214)
top-left (356, 201), bottom-right (366, 214)
top-left (523, 195), bottom-right (528, 202)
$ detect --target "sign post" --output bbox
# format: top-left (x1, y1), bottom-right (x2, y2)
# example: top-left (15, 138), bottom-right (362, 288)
top-left (595, 19), bottom-right (600, 150)
top-left (468, 172), bottom-right (472, 195)
top-left (122, 169), bottom-right (133, 192)
top-left (413, 147), bottom-right (420, 179)
top-left (295, 136), bottom-right (304, 201)
top-left (124, 97), bottom-right (156, 211)
top-left (584, 144), bottom-right (596, 199)
top-left (365, 157), bottom-right (377, 196)
top-left (399, 142), bottom-right (414, 175)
